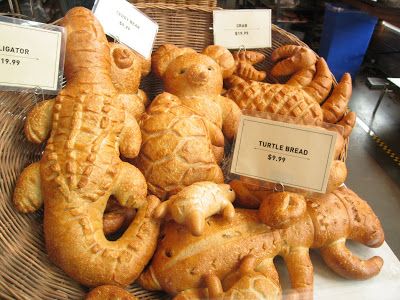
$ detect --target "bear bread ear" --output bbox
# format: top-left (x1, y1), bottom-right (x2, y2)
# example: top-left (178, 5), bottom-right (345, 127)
top-left (202, 45), bottom-right (235, 78)
top-left (140, 57), bottom-right (151, 77)
top-left (152, 44), bottom-right (196, 78)
top-left (109, 42), bottom-right (151, 77)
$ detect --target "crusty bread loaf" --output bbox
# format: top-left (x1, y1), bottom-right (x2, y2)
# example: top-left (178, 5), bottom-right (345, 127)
top-left (13, 7), bottom-right (160, 287)
top-left (231, 50), bottom-right (266, 81)
top-left (109, 42), bottom-right (150, 119)
top-left (136, 44), bottom-right (241, 199)
top-left (271, 45), bottom-right (317, 77)
top-left (139, 186), bottom-right (384, 298)
top-left (225, 46), bottom-right (352, 126)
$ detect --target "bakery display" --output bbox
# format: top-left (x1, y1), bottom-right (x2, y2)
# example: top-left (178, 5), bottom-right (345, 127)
top-left (2, 3), bottom-right (389, 300)
top-left (12, 7), bottom-right (160, 287)
top-left (139, 186), bottom-right (384, 298)
top-left (135, 44), bottom-right (241, 199)
top-left (228, 45), bottom-right (357, 208)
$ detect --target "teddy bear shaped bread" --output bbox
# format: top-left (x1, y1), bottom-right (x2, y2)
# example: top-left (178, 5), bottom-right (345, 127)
top-left (109, 42), bottom-right (151, 120)
top-left (135, 44), bottom-right (242, 200)
top-left (139, 186), bottom-right (384, 299)
top-left (12, 7), bottom-right (160, 287)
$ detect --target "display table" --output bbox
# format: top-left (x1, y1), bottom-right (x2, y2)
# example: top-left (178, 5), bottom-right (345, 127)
top-left (373, 77), bottom-right (400, 115)
top-left (275, 241), bottom-right (400, 299)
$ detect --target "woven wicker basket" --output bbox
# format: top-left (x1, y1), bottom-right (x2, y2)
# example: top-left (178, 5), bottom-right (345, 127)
top-left (0, 3), bottom-right (347, 300)
top-left (131, 0), bottom-right (217, 7)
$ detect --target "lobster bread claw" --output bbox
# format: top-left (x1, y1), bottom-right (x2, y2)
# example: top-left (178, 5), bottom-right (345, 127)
top-left (231, 50), bottom-right (267, 81)
top-left (322, 73), bottom-right (353, 123)
top-left (271, 45), bottom-right (317, 77)
top-left (303, 58), bottom-right (333, 105)
top-left (153, 182), bottom-right (235, 236)
top-left (337, 111), bottom-right (356, 139)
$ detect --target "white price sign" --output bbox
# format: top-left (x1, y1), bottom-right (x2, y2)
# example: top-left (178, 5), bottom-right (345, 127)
top-left (213, 9), bottom-right (271, 49)
top-left (93, 0), bottom-right (158, 59)
top-left (0, 17), bottom-right (64, 93)
top-left (231, 115), bottom-right (337, 193)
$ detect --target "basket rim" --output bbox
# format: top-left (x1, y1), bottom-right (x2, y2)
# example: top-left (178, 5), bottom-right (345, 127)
top-left (133, 2), bottom-right (219, 12)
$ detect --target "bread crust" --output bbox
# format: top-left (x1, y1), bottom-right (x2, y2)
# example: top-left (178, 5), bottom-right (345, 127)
top-left (13, 7), bottom-right (160, 287)
top-left (139, 187), bottom-right (384, 297)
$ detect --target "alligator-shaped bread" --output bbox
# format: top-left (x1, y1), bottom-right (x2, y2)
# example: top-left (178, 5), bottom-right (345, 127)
top-left (139, 186), bottom-right (384, 299)
top-left (12, 7), bottom-right (159, 287)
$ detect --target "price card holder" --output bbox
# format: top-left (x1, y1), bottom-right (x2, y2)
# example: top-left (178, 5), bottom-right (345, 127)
top-left (0, 16), bottom-right (65, 94)
top-left (93, 0), bottom-right (158, 59)
top-left (213, 9), bottom-right (271, 49)
top-left (226, 111), bottom-right (343, 194)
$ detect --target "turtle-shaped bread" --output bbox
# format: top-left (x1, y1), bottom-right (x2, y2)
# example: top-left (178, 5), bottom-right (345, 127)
top-left (154, 181), bottom-right (236, 236)
top-left (135, 44), bottom-right (241, 200)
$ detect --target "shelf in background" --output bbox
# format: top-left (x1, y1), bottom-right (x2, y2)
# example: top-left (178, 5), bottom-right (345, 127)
top-left (339, 0), bottom-right (400, 28)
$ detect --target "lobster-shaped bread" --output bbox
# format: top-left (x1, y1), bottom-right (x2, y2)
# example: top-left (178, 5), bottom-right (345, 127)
top-left (12, 7), bottom-right (160, 287)
top-left (139, 186), bottom-right (384, 299)
top-left (225, 45), bottom-right (352, 125)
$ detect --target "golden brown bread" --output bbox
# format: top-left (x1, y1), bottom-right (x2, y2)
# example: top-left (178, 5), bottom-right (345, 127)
top-left (322, 73), bottom-right (352, 123)
top-left (13, 162), bottom-right (42, 213)
top-left (153, 182), bottom-right (235, 236)
top-left (24, 98), bottom-right (54, 144)
top-left (109, 42), bottom-right (150, 119)
top-left (151, 44), bottom-right (196, 78)
top-left (136, 44), bottom-right (241, 199)
top-left (139, 186), bottom-right (384, 299)
top-left (231, 50), bottom-right (267, 81)
top-left (136, 93), bottom-right (225, 199)
top-left (203, 255), bottom-right (282, 300)
top-left (338, 111), bottom-right (357, 139)
top-left (226, 46), bottom-right (352, 126)
top-left (13, 7), bottom-right (160, 287)
top-left (258, 192), bottom-right (306, 229)
top-left (201, 45), bottom-right (236, 78)
top-left (230, 164), bottom-right (347, 208)
top-left (271, 45), bottom-right (317, 77)
top-left (85, 285), bottom-right (137, 300)
top-left (102, 198), bottom-right (136, 236)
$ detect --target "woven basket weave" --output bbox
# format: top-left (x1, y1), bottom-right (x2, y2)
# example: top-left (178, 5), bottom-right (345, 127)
top-left (131, 0), bottom-right (217, 7)
top-left (0, 3), bottom-right (347, 300)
